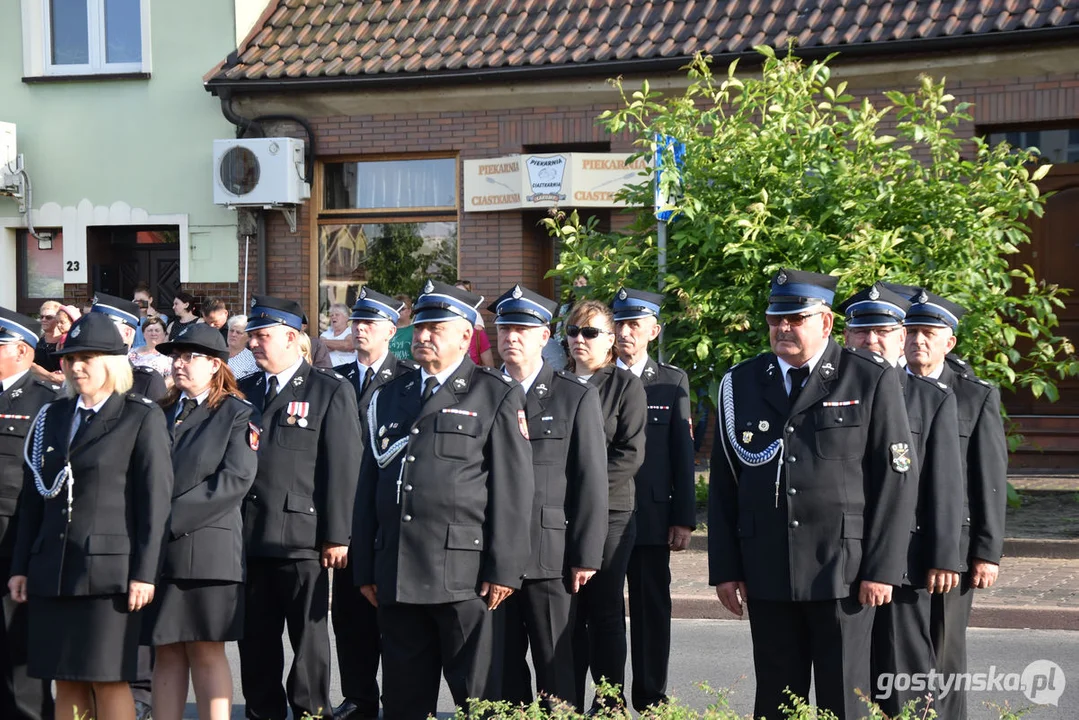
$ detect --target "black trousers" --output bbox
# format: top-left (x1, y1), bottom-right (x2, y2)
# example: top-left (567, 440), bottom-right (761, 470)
top-left (129, 647), bottom-right (153, 706)
top-left (931, 575), bottom-right (975, 720)
top-left (572, 509), bottom-right (636, 710)
top-left (627, 544), bottom-right (672, 711)
top-left (501, 577), bottom-right (576, 709)
top-left (331, 559), bottom-right (380, 714)
top-left (871, 585), bottom-right (935, 716)
top-left (239, 558), bottom-right (330, 720)
top-left (378, 598), bottom-right (500, 720)
top-left (748, 596), bottom-right (876, 720)
top-left (0, 557), bottom-right (53, 720)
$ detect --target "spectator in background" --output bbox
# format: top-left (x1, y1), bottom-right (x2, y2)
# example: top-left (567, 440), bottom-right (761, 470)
top-left (456, 280), bottom-right (494, 367)
top-left (129, 316), bottom-right (173, 388)
top-left (387, 294), bottom-right (414, 361)
top-left (301, 318), bottom-right (332, 369)
top-left (132, 283), bottom-right (168, 350)
top-left (34, 300), bottom-right (63, 374)
top-left (168, 292), bottom-right (201, 340)
top-left (298, 332), bottom-right (313, 365)
top-left (202, 298), bottom-right (230, 341)
top-left (34, 303), bottom-right (80, 384)
top-left (226, 315), bottom-right (259, 380)
top-left (320, 303), bottom-right (356, 367)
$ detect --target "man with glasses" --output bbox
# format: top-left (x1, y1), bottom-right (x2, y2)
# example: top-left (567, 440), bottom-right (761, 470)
top-left (611, 288), bottom-right (696, 712)
top-left (353, 280), bottom-right (534, 718)
top-left (0, 307), bottom-right (58, 720)
top-left (904, 289), bottom-right (1008, 720)
top-left (708, 268), bottom-right (917, 720)
top-left (837, 283), bottom-right (964, 716)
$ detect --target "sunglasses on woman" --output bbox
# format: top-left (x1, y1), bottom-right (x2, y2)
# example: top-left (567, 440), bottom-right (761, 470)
top-left (566, 325), bottom-right (613, 339)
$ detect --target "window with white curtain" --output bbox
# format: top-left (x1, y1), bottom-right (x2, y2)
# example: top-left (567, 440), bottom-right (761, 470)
top-left (323, 158), bottom-right (457, 211)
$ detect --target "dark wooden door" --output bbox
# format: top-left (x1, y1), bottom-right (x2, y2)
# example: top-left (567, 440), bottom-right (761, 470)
top-left (88, 227), bottom-right (181, 310)
top-left (1007, 163), bottom-right (1079, 415)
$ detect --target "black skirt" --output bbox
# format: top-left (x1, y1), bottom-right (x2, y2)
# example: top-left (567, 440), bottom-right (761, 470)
top-left (28, 594), bottom-right (143, 682)
top-left (142, 580), bottom-right (244, 645)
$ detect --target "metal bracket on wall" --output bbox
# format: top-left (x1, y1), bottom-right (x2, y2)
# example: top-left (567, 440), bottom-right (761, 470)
top-left (227, 204), bottom-right (299, 233)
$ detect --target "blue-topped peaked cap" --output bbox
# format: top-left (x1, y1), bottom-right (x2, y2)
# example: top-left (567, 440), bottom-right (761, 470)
top-left (412, 280), bottom-right (483, 326)
top-left (488, 284), bottom-right (557, 327)
top-left (610, 287), bottom-right (664, 322)
top-left (157, 323), bottom-right (230, 361)
top-left (904, 288), bottom-right (967, 330)
top-left (766, 268), bottom-right (839, 315)
top-left (835, 282), bottom-right (911, 327)
top-left (0, 306), bottom-right (40, 347)
top-left (350, 286), bottom-right (403, 324)
top-left (52, 312), bottom-right (128, 356)
top-left (246, 295), bottom-right (305, 332)
top-left (90, 292), bottom-right (140, 329)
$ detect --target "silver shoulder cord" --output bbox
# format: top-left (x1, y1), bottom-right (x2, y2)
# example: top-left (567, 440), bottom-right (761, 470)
top-left (366, 388), bottom-right (410, 504)
top-left (23, 404), bottom-right (75, 518)
top-left (720, 371), bottom-right (785, 505)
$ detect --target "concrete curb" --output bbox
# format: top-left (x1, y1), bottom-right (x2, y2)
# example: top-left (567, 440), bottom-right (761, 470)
top-left (669, 596), bottom-right (1079, 631)
top-left (688, 535), bottom-right (1079, 558)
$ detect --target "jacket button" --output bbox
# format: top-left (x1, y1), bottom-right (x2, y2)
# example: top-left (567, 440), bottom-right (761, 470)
top-left (411, 428), bottom-right (420, 435)
top-left (403, 484), bottom-right (413, 492)
top-left (59, 533), bottom-right (64, 539)
top-left (402, 514), bottom-right (412, 522)
top-left (787, 487), bottom-right (797, 496)
top-left (309, 507), bottom-right (315, 512)
top-left (787, 456), bottom-right (797, 463)
top-left (457, 424), bottom-right (463, 430)
top-left (473, 539), bottom-right (480, 545)
top-left (6, 426), bottom-right (13, 432)
top-left (789, 520), bottom-right (799, 529)
top-left (786, 426), bottom-right (794, 433)
top-left (407, 455), bottom-right (416, 462)
top-left (545, 430), bottom-right (551, 435)
top-left (836, 417), bottom-right (844, 423)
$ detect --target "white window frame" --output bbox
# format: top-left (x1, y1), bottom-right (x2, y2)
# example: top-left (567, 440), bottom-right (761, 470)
top-left (22, 0), bottom-right (152, 78)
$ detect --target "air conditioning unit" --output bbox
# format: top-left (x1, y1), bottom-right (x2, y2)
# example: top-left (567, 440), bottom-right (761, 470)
top-left (0, 122), bottom-right (16, 172)
top-left (212, 137), bottom-right (310, 207)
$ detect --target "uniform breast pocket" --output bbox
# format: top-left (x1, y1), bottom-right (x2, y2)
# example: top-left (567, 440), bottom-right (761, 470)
top-left (527, 419), bottom-right (567, 465)
top-left (647, 408), bottom-right (672, 425)
top-left (275, 414), bottom-right (318, 450)
top-left (434, 414), bottom-right (483, 462)
top-left (813, 406), bottom-right (864, 460)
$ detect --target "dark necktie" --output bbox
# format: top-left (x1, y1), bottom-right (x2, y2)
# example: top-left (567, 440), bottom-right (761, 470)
top-left (421, 376), bottom-right (439, 403)
top-left (174, 398), bottom-right (198, 426)
top-left (72, 407), bottom-right (95, 444)
top-left (360, 367), bottom-right (374, 396)
top-left (265, 375), bottom-right (279, 406)
top-left (787, 366), bottom-right (810, 410)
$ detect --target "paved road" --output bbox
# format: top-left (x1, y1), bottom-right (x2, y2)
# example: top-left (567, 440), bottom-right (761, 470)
top-left (185, 619), bottom-right (1077, 718)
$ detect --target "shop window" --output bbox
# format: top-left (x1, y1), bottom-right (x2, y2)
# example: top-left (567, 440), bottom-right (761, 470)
top-left (986, 127), bottom-right (1079, 164)
top-left (15, 228), bottom-right (64, 314)
top-left (318, 157), bottom-right (459, 331)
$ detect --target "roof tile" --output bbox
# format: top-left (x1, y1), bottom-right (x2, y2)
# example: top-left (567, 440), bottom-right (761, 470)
top-left (210, 0), bottom-right (1079, 83)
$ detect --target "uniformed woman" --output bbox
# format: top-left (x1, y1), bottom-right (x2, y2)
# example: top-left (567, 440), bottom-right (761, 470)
top-left (8, 312), bottom-right (173, 720)
top-left (564, 299), bottom-right (647, 711)
top-left (143, 324), bottom-right (257, 720)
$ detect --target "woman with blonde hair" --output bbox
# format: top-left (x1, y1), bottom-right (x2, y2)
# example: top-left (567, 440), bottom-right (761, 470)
top-left (10, 312), bottom-right (173, 720)
top-left (564, 299), bottom-right (647, 712)
top-left (143, 324), bottom-right (257, 720)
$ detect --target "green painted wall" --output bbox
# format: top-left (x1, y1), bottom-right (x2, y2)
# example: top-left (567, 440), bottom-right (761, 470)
top-left (0, 0), bottom-right (244, 282)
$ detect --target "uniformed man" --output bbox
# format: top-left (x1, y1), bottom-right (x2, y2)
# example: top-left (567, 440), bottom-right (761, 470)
top-left (90, 292), bottom-right (167, 402)
top-left (237, 295), bottom-right (362, 720)
top-left (0, 308), bottom-right (56, 720)
top-left (353, 280), bottom-right (534, 719)
top-left (611, 288), bottom-right (696, 712)
top-left (708, 268), bottom-right (918, 720)
top-left (904, 289), bottom-right (1008, 720)
top-left (491, 284), bottom-right (608, 709)
top-left (332, 288), bottom-right (416, 720)
top-left (836, 283), bottom-right (965, 716)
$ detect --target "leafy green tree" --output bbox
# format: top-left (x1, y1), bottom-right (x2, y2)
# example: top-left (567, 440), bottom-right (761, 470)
top-left (365, 223), bottom-right (458, 298)
top-left (545, 48), bottom-right (1077, 411)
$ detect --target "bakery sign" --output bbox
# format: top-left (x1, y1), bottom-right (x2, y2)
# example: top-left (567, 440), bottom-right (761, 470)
top-left (463, 152), bottom-right (648, 212)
